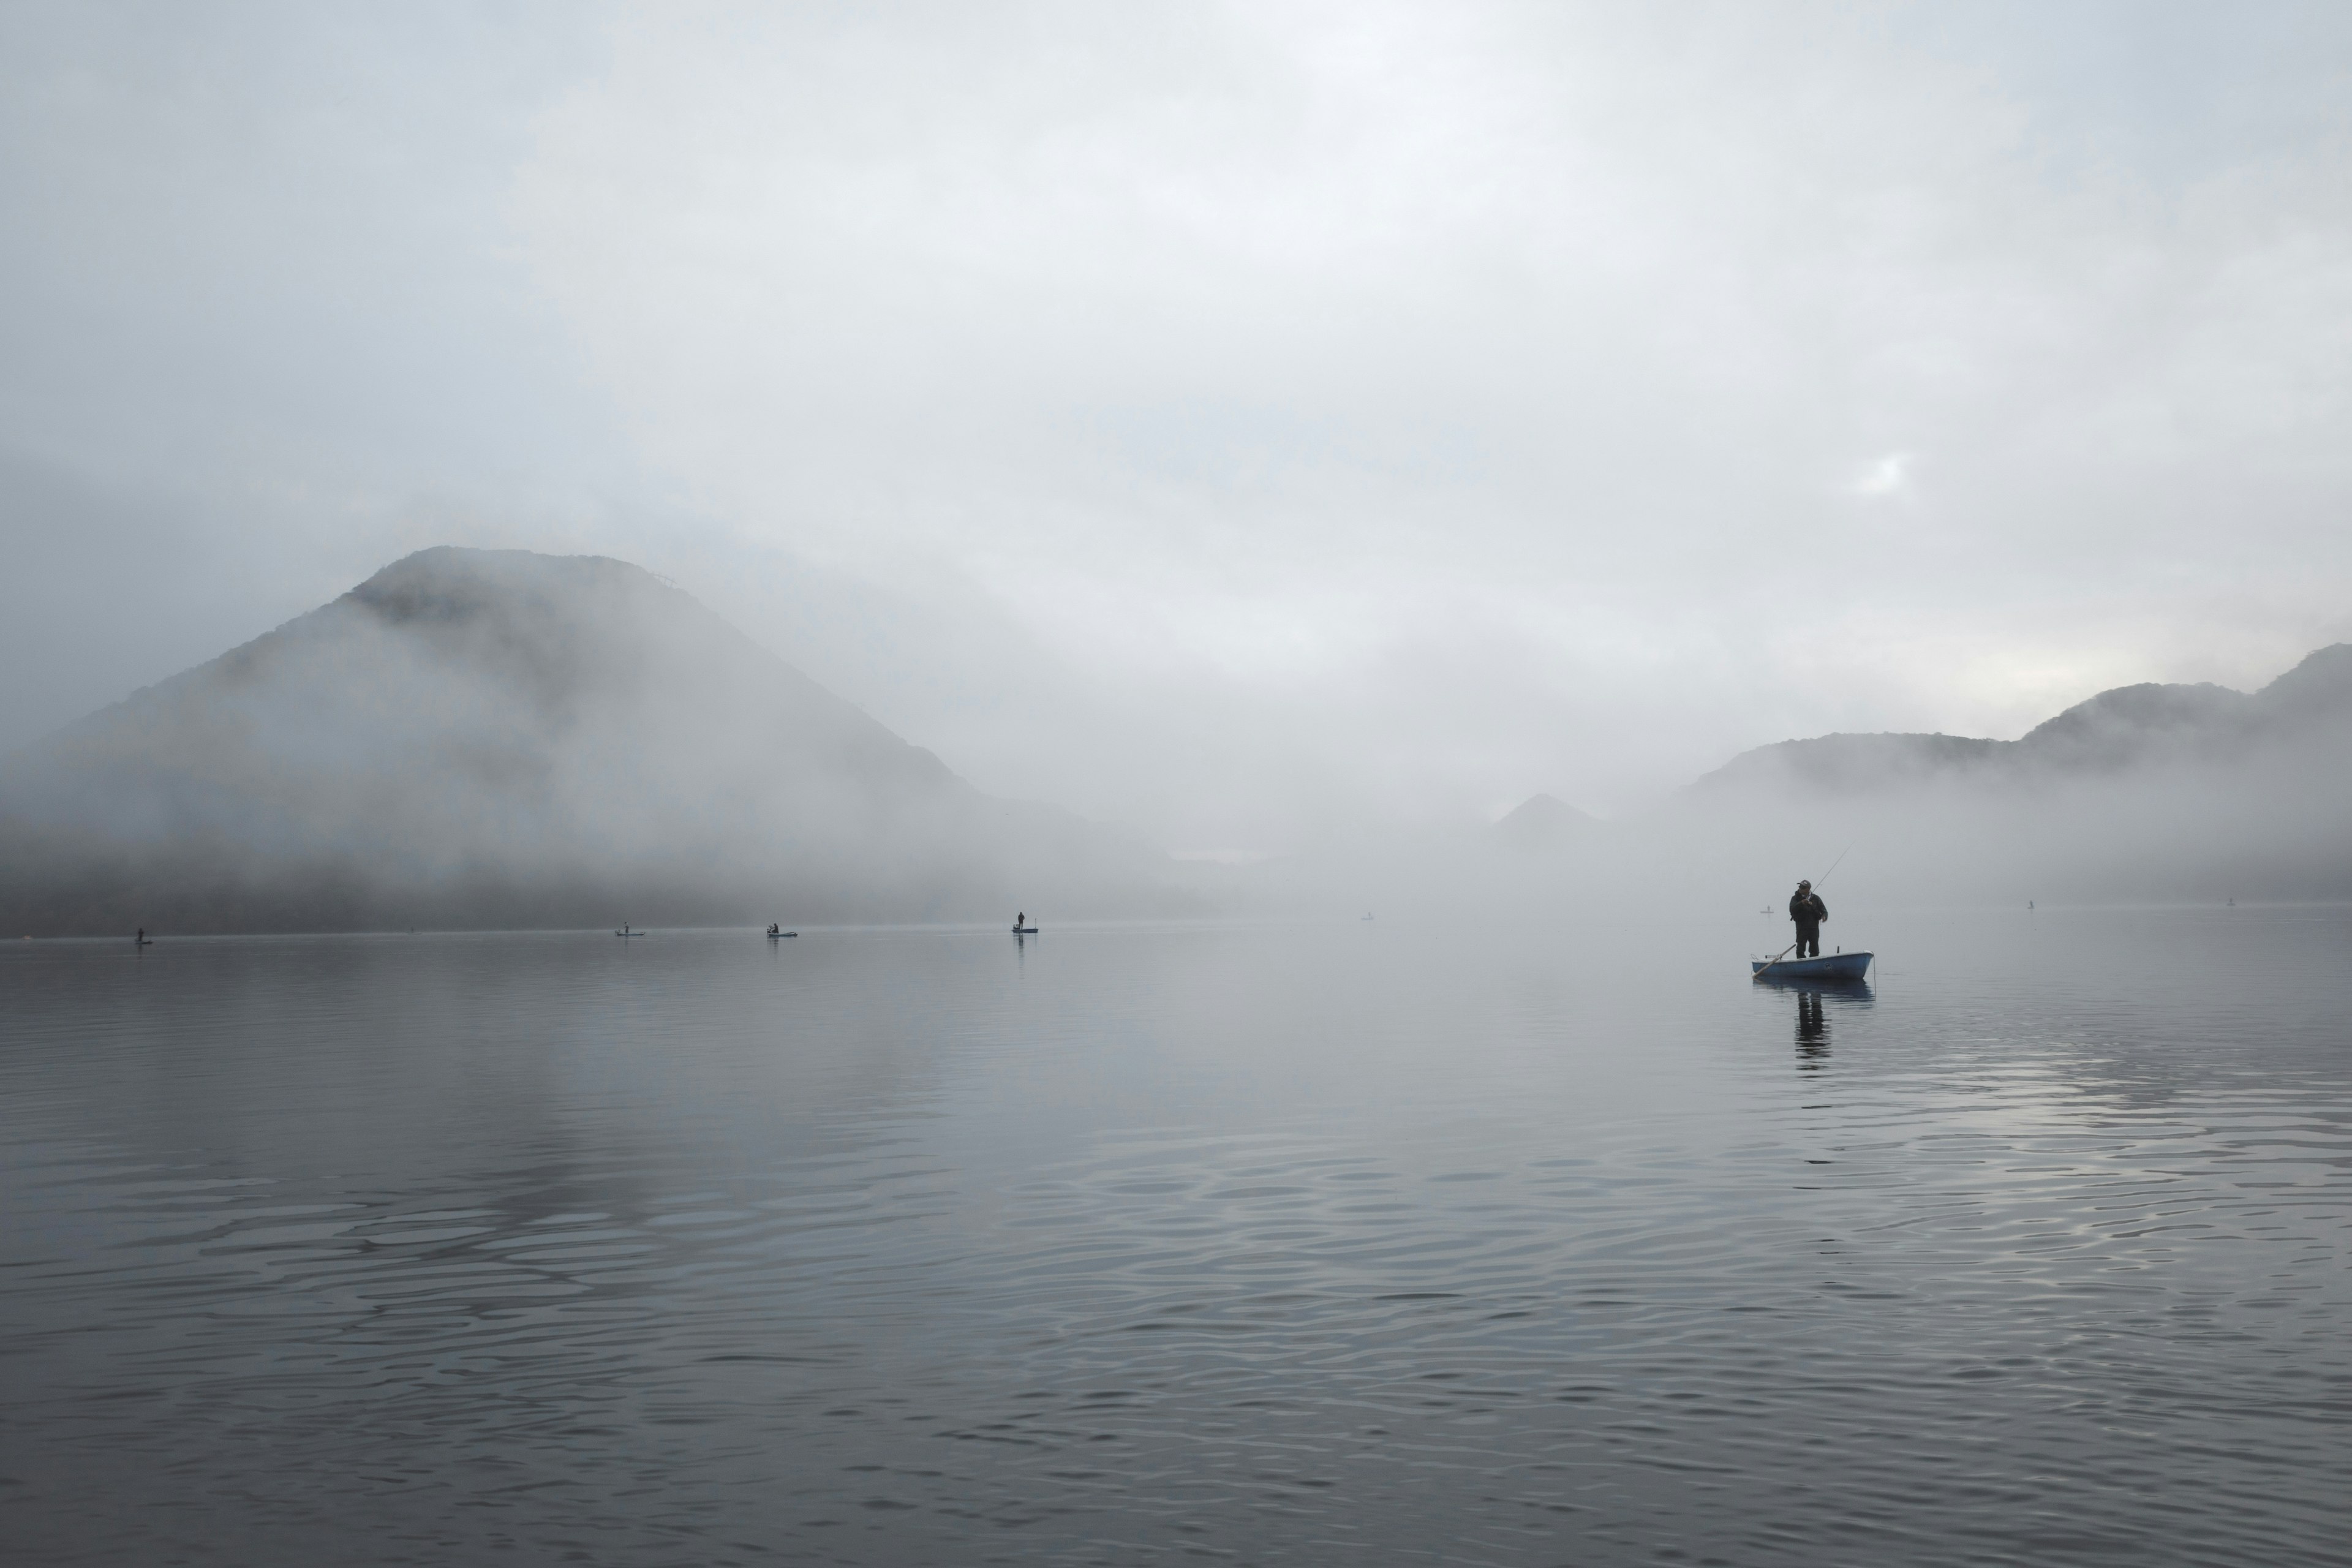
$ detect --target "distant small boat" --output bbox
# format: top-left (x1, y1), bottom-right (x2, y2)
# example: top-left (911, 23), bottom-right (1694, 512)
top-left (1752, 952), bottom-right (1872, 982)
top-left (616, 927), bottom-right (643, 938)
top-left (766, 928), bottom-right (797, 939)
top-left (1012, 925), bottom-right (1038, 935)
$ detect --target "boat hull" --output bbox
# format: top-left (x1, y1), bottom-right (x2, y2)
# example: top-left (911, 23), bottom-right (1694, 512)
top-left (1752, 951), bottom-right (1872, 982)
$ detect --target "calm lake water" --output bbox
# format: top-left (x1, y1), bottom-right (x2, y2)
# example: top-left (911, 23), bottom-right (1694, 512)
top-left (4, 907), bottom-right (2349, 1566)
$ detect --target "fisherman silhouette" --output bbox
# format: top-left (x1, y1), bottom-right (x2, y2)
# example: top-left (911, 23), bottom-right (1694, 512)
top-left (1788, 880), bottom-right (1828, 959)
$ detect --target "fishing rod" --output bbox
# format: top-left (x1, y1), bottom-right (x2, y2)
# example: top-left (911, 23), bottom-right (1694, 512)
top-left (1753, 843), bottom-right (1853, 981)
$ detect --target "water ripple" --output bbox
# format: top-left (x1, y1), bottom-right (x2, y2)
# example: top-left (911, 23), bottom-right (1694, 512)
top-left (3, 912), bottom-right (2350, 1565)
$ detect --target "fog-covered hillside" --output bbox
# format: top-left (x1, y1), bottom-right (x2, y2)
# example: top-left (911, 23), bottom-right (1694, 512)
top-left (1632, 644), bottom-right (2352, 905)
top-left (1419, 644), bottom-right (2352, 916)
top-left (0, 549), bottom-right (1185, 933)
top-left (9, 548), bottom-right (2347, 933)
top-left (1692, 646), bottom-right (2352, 794)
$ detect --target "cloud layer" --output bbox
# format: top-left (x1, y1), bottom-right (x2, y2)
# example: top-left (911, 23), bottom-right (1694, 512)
top-left (7, 1), bottom-right (2351, 848)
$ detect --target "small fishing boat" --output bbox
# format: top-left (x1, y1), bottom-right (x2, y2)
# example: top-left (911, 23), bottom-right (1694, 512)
top-left (1752, 951), bottom-right (1872, 982)
top-left (616, 927), bottom-right (643, 938)
top-left (766, 927), bottom-right (797, 939)
top-left (1012, 925), bottom-right (1038, 935)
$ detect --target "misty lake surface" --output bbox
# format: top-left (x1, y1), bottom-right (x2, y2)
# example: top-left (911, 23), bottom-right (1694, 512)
top-left (5, 908), bottom-right (2350, 1567)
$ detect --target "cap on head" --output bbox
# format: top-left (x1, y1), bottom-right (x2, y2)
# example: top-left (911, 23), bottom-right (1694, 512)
top-left (1798, 880), bottom-right (1812, 888)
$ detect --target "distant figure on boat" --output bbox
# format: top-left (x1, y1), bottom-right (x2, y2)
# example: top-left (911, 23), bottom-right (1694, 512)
top-left (1788, 880), bottom-right (1827, 959)
top-left (767, 923), bottom-right (780, 938)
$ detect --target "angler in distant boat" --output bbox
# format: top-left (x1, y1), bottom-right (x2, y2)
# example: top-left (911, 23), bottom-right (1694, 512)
top-left (1754, 864), bottom-right (1871, 982)
top-left (1012, 911), bottom-right (1038, 935)
top-left (1788, 880), bottom-right (1827, 959)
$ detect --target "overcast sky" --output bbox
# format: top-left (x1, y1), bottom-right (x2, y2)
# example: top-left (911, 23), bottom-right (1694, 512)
top-left (6, 1), bottom-right (2351, 850)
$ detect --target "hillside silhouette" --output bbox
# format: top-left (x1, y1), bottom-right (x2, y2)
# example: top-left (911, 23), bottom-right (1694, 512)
top-left (1694, 645), bottom-right (2352, 794)
top-left (0, 548), bottom-right (1182, 933)
top-left (1657, 643), bottom-right (2352, 902)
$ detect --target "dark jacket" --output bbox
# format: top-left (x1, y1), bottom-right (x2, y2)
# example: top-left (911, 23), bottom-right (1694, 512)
top-left (1789, 891), bottom-right (1827, 929)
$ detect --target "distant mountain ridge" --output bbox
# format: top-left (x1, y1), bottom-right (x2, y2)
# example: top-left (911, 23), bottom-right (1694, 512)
top-left (1694, 643), bottom-right (2352, 795)
top-left (0, 547), bottom-right (1181, 933)
top-left (12, 549), bottom-right (2348, 929)
top-left (1491, 793), bottom-right (1597, 848)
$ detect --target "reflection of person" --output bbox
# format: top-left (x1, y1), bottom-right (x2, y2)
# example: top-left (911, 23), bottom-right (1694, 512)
top-left (1788, 880), bottom-right (1827, 958)
top-left (1795, 990), bottom-right (1828, 1063)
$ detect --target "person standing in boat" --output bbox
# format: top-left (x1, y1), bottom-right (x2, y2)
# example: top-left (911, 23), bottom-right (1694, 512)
top-left (1788, 880), bottom-right (1827, 959)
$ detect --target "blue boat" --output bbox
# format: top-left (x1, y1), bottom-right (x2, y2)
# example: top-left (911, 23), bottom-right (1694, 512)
top-left (1752, 951), bottom-right (1873, 982)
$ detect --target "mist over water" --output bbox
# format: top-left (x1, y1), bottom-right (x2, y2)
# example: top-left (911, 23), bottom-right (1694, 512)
top-left (7, 908), bottom-right (2348, 1566)
top-left (6, 545), bottom-right (2345, 939)
top-left (8, 12), bottom-right (2352, 1560)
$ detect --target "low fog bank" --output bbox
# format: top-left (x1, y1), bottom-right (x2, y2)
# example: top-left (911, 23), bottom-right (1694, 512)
top-left (4, 544), bottom-right (2345, 937)
top-left (0, 549), bottom-right (1189, 935)
top-left (1645, 644), bottom-right (2352, 909)
top-left (1193, 774), bottom-right (2351, 930)
top-left (1197, 646), bottom-right (2352, 921)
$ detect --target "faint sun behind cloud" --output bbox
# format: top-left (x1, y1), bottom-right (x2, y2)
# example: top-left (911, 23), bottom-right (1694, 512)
top-left (1848, 452), bottom-right (1915, 499)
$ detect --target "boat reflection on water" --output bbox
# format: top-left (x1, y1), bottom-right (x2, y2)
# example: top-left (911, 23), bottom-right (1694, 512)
top-left (1752, 974), bottom-right (1874, 1070)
